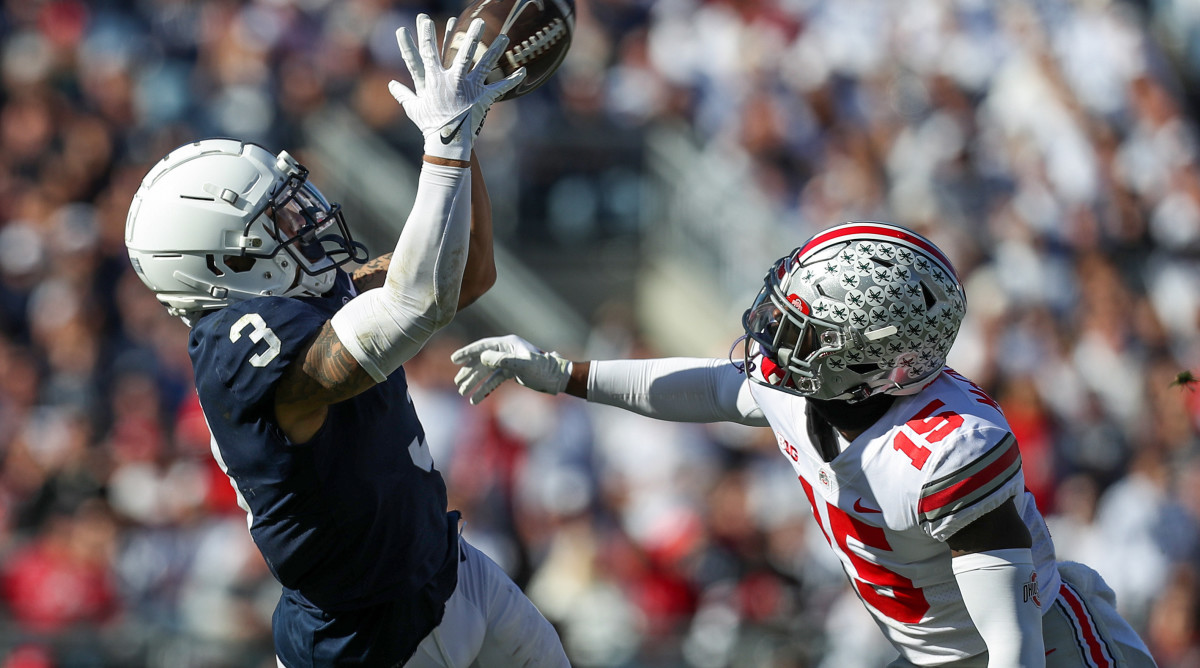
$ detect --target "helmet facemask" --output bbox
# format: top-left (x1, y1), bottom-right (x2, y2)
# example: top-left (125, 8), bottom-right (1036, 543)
top-left (743, 283), bottom-right (846, 397)
top-left (247, 168), bottom-right (363, 289)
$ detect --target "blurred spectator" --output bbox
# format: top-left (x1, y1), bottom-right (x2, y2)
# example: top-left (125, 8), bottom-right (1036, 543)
top-left (1, 500), bottom-right (118, 634)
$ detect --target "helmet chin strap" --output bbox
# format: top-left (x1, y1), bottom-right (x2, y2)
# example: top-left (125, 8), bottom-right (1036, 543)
top-left (729, 334), bottom-right (751, 373)
top-left (836, 384), bottom-right (875, 403)
top-left (171, 270), bottom-right (230, 300)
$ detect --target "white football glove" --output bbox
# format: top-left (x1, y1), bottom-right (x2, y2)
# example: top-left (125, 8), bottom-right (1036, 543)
top-left (389, 14), bottom-right (526, 161)
top-left (452, 335), bottom-right (572, 404)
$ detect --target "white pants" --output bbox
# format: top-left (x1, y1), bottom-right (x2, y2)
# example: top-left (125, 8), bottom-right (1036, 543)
top-left (1040, 562), bottom-right (1157, 668)
top-left (888, 561), bottom-right (1156, 667)
top-left (404, 539), bottom-right (570, 668)
top-left (275, 539), bottom-right (568, 668)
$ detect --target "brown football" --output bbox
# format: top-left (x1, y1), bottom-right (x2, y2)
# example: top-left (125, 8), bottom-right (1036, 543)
top-left (443, 0), bottom-right (575, 101)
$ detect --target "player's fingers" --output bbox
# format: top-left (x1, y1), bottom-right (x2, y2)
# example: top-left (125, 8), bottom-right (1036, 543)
top-left (486, 354), bottom-right (549, 381)
top-left (474, 33), bottom-right (510, 76)
top-left (487, 67), bottom-right (526, 100)
top-left (451, 364), bottom-right (477, 390)
top-left (478, 349), bottom-right (515, 369)
top-left (453, 363), bottom-right (491, 395)
top-left (440, 17), bottom-right (458, 61)
top-left (469, 371), bottom-right (510, 405)
top-left (396, 27), bottom-right (424, 91)
top-left (388, 80), bottom-right (417, 107)
top-left (452, 18), bottom-right (486, 76)
top-left (451, 338), bottom-right (501, 364)
top-left (416, 13), bottom-right (440, 70)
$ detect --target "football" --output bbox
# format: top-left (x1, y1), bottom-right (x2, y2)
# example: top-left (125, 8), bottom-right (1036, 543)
top-left (443, 0), bottom-right (575, 101)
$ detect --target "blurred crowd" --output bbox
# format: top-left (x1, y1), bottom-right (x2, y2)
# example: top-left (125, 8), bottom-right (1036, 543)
top-left (0, 0), bottom-right (1197, 667)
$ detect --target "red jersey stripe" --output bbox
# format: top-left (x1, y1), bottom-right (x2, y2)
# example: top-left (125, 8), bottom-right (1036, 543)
top-left (918, 439), bottom-right (1020, 514)
top-left (796, 476), bottom-right (831, 546)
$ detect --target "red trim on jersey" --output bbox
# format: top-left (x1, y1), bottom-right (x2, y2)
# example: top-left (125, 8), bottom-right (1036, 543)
top-left (917, 440), bottom-right (1019, 514)
top-left (759, 355), bottom-right (783, 382)
top-left (1059, 582), bottom-right (1115, 667)
top-left (797, 476), bottom-right (831, 545)
top-left (756, 355), bottom-right (800, 390)
top-left (800, 224), bottom-right (959, 280)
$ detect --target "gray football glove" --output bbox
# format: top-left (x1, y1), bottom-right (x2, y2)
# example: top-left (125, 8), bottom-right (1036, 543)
top-left (451, 335), bottom-right (572, 404)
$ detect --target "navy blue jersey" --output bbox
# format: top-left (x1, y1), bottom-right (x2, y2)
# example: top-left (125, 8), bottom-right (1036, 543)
top-left (189, 272), bottom-right (458, 666)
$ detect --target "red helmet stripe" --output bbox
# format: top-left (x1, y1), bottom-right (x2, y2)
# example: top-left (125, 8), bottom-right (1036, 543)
top-left (799, 223), bottom-right (959, 280)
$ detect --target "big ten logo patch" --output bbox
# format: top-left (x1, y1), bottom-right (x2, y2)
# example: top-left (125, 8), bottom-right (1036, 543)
top-left (777, 435), bottom-right (800, 462)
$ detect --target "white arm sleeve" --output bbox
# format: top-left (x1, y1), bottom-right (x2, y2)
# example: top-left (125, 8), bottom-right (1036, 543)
top-left (952, 548), bottom-right (1045, 667)
top-left (330, 163), bottom-right (471, 382)
top-left (587, 358), bottom-right (768, 426)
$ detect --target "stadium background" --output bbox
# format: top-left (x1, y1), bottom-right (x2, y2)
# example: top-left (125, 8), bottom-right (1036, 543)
top-left (0, 0), bottom-right (1197, 666)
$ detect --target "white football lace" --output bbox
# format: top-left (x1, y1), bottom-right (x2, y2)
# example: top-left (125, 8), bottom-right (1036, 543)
top-left (507, 18), bottom-right (567, 65)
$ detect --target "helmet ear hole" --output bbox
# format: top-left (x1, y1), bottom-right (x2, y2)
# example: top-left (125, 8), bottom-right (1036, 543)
top-left (223, 255), bottom-right (256, 273)
top-left (205, 254), bottom-right (225, 277)
top-left (920, 282), bottom-right (936, 310)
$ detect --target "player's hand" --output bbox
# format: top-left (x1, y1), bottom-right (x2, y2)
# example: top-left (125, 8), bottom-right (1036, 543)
top-left (389, 14), bottom-right (525, 161)
top-left (452, 335), bottom-right (571, 404)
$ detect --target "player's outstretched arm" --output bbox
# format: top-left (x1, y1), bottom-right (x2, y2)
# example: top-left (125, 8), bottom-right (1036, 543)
top-left (451, 335), bottom-right (767, 425)
top-left (350, 253), bottom-right (393, 293)
top-left (273, 15), bottom-right (523, 443)
top-left (458, 155), bottom-right (496, 308)
top-left (350, 155), bottom-right (495, 307)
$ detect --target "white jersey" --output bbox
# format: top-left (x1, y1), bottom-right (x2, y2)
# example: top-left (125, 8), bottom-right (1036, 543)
top-left (750, 367), bottom-right (1061, 666)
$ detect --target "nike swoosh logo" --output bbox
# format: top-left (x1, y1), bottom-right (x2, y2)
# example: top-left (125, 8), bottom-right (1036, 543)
top-left (438, 110), bottom-right (471, 145)
top-left (853, 498), bottom-right (881, 514)
top-left (1045, 649), bottom-right (1057, 656)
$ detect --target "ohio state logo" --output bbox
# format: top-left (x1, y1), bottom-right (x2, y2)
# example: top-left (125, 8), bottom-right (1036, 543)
top-left (1023, 572), bottom-right (1041, 608)
top-left (787, 294), bottom-right (811, 315)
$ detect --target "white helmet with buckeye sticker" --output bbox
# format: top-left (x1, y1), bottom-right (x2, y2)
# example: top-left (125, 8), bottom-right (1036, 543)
top-left (741, 221), bottom-right (966, 402)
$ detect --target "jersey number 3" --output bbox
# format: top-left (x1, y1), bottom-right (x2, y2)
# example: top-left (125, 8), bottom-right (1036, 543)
top-left (230, 313), bottom-right (282, 367)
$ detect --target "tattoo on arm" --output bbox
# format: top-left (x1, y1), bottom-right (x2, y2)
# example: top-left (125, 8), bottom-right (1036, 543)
top-left (352, 253), bottom-right (392, 293)
top-left (276, 322), bottom-right (377, 407)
